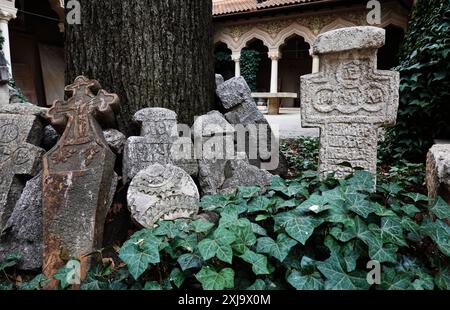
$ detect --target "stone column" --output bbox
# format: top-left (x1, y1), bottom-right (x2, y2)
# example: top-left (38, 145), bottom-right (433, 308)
top-left (231, 52), bottom-right (241, 77)
top-left (0, 0), bottom-right (17, 77)
top-left (269, 50), bottom-right (281, 93)
top-left (309, 49), bottom-right (320, 73)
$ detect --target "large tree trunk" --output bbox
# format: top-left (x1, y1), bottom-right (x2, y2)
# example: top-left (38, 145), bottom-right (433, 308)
top-left (65, 0), bottom-right (214, 134)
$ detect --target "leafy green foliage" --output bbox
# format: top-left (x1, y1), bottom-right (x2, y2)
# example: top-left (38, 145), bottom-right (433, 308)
top-left (381, 0), bottom-right (450, 162)
top-left (240, 49), bottom-right (261, 92)
top-left (281, 137), bottom-right (319, 177)
top-left (2, 165), bottom-right (449, 291)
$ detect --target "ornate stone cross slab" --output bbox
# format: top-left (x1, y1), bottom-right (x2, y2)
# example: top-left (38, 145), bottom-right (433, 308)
top-left (301, 26), bottom-right (399, 181)
top-left (0, 114), bottom-right (44, 231)
top-left (42, 76), bottom-right (119, 286)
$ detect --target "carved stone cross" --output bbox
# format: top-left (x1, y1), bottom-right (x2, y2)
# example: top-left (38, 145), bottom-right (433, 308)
top-left (42, 76), bottom-right (119, 287)
top-left (301, 26), bottom-right (399, 181)
top-left (0, 114), bottom-right (44, 231)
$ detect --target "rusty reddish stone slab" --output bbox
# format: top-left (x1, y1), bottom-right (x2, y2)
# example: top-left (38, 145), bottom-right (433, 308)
top-left (42, 76), bottom-right (119, 288)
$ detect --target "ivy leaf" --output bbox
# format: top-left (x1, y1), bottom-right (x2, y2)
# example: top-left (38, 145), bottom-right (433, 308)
top-left (255, 214), bottom-right (270, 222)
top-left (19, 274), bottom-right (49, 290)
top-left (170, 268), bottom-right (185, 288)
top-left (196, 267), bottom-right (234, 290)
top-left (380, 217), bottom-right (408, 247)
top-left (144, 281), bottom-right (162, 290)
top-left (401, 204), bottom-right (421, 217)
top-left (297, 194), bottom-right (329, 214)
top-left (192, 219), bottom-right (215, 233)
top-left (346, 170), bottom-right (375, 192)
top-left (53, 260), bottom-right (81, 289)
top-left (379, 267), bottom-right (413, 290)
top-left (403, 192), bottom-right (429, 202)
top-left (269, 176), bottom-right (288, 193)
top-left (238, 186), bottom-right (260, 199)
top-left (317, 253), bottom-right (370, 290)
top-left (430, 197), bottom-right (450, 220)
top-left (363, 231), bottom-right (398, 263)
top-left (421, 219), bottom-right (450, 256)
top-left (256, 233), bottom-right (298, 262)
top-left (284, 181), bottom-right (309, 197)
top-left (248, 196), bottom-right (271, 213)
top-left (0, 283), bottom-right (12, 290)
top-left (373, 203), bottom-right (397, 217)
top-left (80, 274), bottom-right (108, 290)
top-left (230, 220), bottom-right (257, 254)
top-left (198, 226), bottom-right (235, 263)
top-left (153, 221), bottom-right (179, 238)
top-left (274, 211), bottom-right (324, 245)
top-left (177, 253), bottom-right (203, 271)
top-left (119, 231), bottom-right (161, 280)
top-left (251, 222), bottom-right (268, 236)
top-left (287, 270), bottom-right (324, 290)
top-left (0, 252), bottom-right (21, 271)
top-left (240, 250), bottom-right (270, 275)
top-left (401, 217), bottom-right (422, 242)
top-left (219, 207), bottom-right (239, 228)
top-left (435, 266), bottom-right (450, 290)
top-left (345, 191), bottom-right (373, 218)
top-left (247, 279), bottom-right (266, 290)
top-left (199, 195), bottom-right (231, 212)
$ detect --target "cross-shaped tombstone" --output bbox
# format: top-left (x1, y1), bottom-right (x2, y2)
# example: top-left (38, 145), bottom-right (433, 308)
top-left (42, 76), bottom-right (119, 287)
top-left (301, 26), bottom-right (399, 182)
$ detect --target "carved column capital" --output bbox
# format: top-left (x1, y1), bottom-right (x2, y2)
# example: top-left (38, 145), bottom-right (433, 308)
top-left (268, 49), bottom-right (281, 60)
top-left (0, 0), bottom-right (17, 22)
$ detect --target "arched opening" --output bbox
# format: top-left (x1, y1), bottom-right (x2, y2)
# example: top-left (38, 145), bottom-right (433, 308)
top-left (214, 42), bottom-right (234, 81)
top-left (9, 0), bottom-right (64, 106)
top-left (242, 38), bottom-right (270, 92)
top-left (279, 35), bottom-right (312, 107)
top-left (378, 25), bottom-right (405, 70)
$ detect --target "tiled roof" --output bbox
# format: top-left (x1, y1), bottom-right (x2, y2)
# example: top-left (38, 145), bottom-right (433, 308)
top-left (213, 0), bottom-right (319, 16)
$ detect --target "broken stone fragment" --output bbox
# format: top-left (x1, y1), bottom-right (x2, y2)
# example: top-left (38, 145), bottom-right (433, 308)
top-left (103, 129), bottom-right (126, 154)
top-left (426, 144), bottom-right (450, 203)
top-left (127, 163), bottom-right (200, 228)
top-left (0, 174), bottom-right (42, 271)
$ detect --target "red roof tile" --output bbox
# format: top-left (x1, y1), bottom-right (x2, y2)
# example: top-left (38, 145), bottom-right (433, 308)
top-left (213, 0), bottom-right (319, 16)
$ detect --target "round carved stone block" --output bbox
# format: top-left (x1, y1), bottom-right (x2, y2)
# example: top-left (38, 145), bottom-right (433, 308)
top-left (127, 163), bottom-right (200, 228)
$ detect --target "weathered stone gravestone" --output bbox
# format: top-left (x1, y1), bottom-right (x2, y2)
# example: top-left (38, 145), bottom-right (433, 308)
top-left (194, 111), bottom-right (236, 195)
top-left (0, 174), bottom-right (42, 270)
top-left (426, 144), bottom-right (450, 203)
top-left (301, 26), bottom-right (400, 181)
top-left (42, 76), bottom-right (119, 285)
top-left (216, 76), bottom-right (286, 175)
top-left (0, 66), bottom-right (44, 231)
top-left (194, 111), bottom-right (273, 195)
top-left (123, 108), bottom-right (197, 183)
top-left (127, 163), bottom-right (199, 228)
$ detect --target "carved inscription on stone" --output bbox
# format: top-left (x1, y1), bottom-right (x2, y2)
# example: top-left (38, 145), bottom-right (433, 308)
top-left (0, 114), bottom-right (44, 230)
top-left (42, 76), bottom-right (119, 286)
top-left (127, 163), bottom-right (200, 228)
top-left (301, 27), bottom-right (400, 181)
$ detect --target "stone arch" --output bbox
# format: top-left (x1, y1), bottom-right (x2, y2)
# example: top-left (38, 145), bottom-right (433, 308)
top-left (273, 23), bottom-right (316, 49)
top-left (320, 18), bottom-right (357, 33)
top-left (237, 28), bottom-right (273, 51)
top-left (380, 10), bottom-right (409, 32)
top-left (214, 33), bottom-right (240, 53)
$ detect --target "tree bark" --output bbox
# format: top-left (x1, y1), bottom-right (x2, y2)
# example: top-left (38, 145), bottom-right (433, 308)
top-left (65, 0), bottom-right (214, 134)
